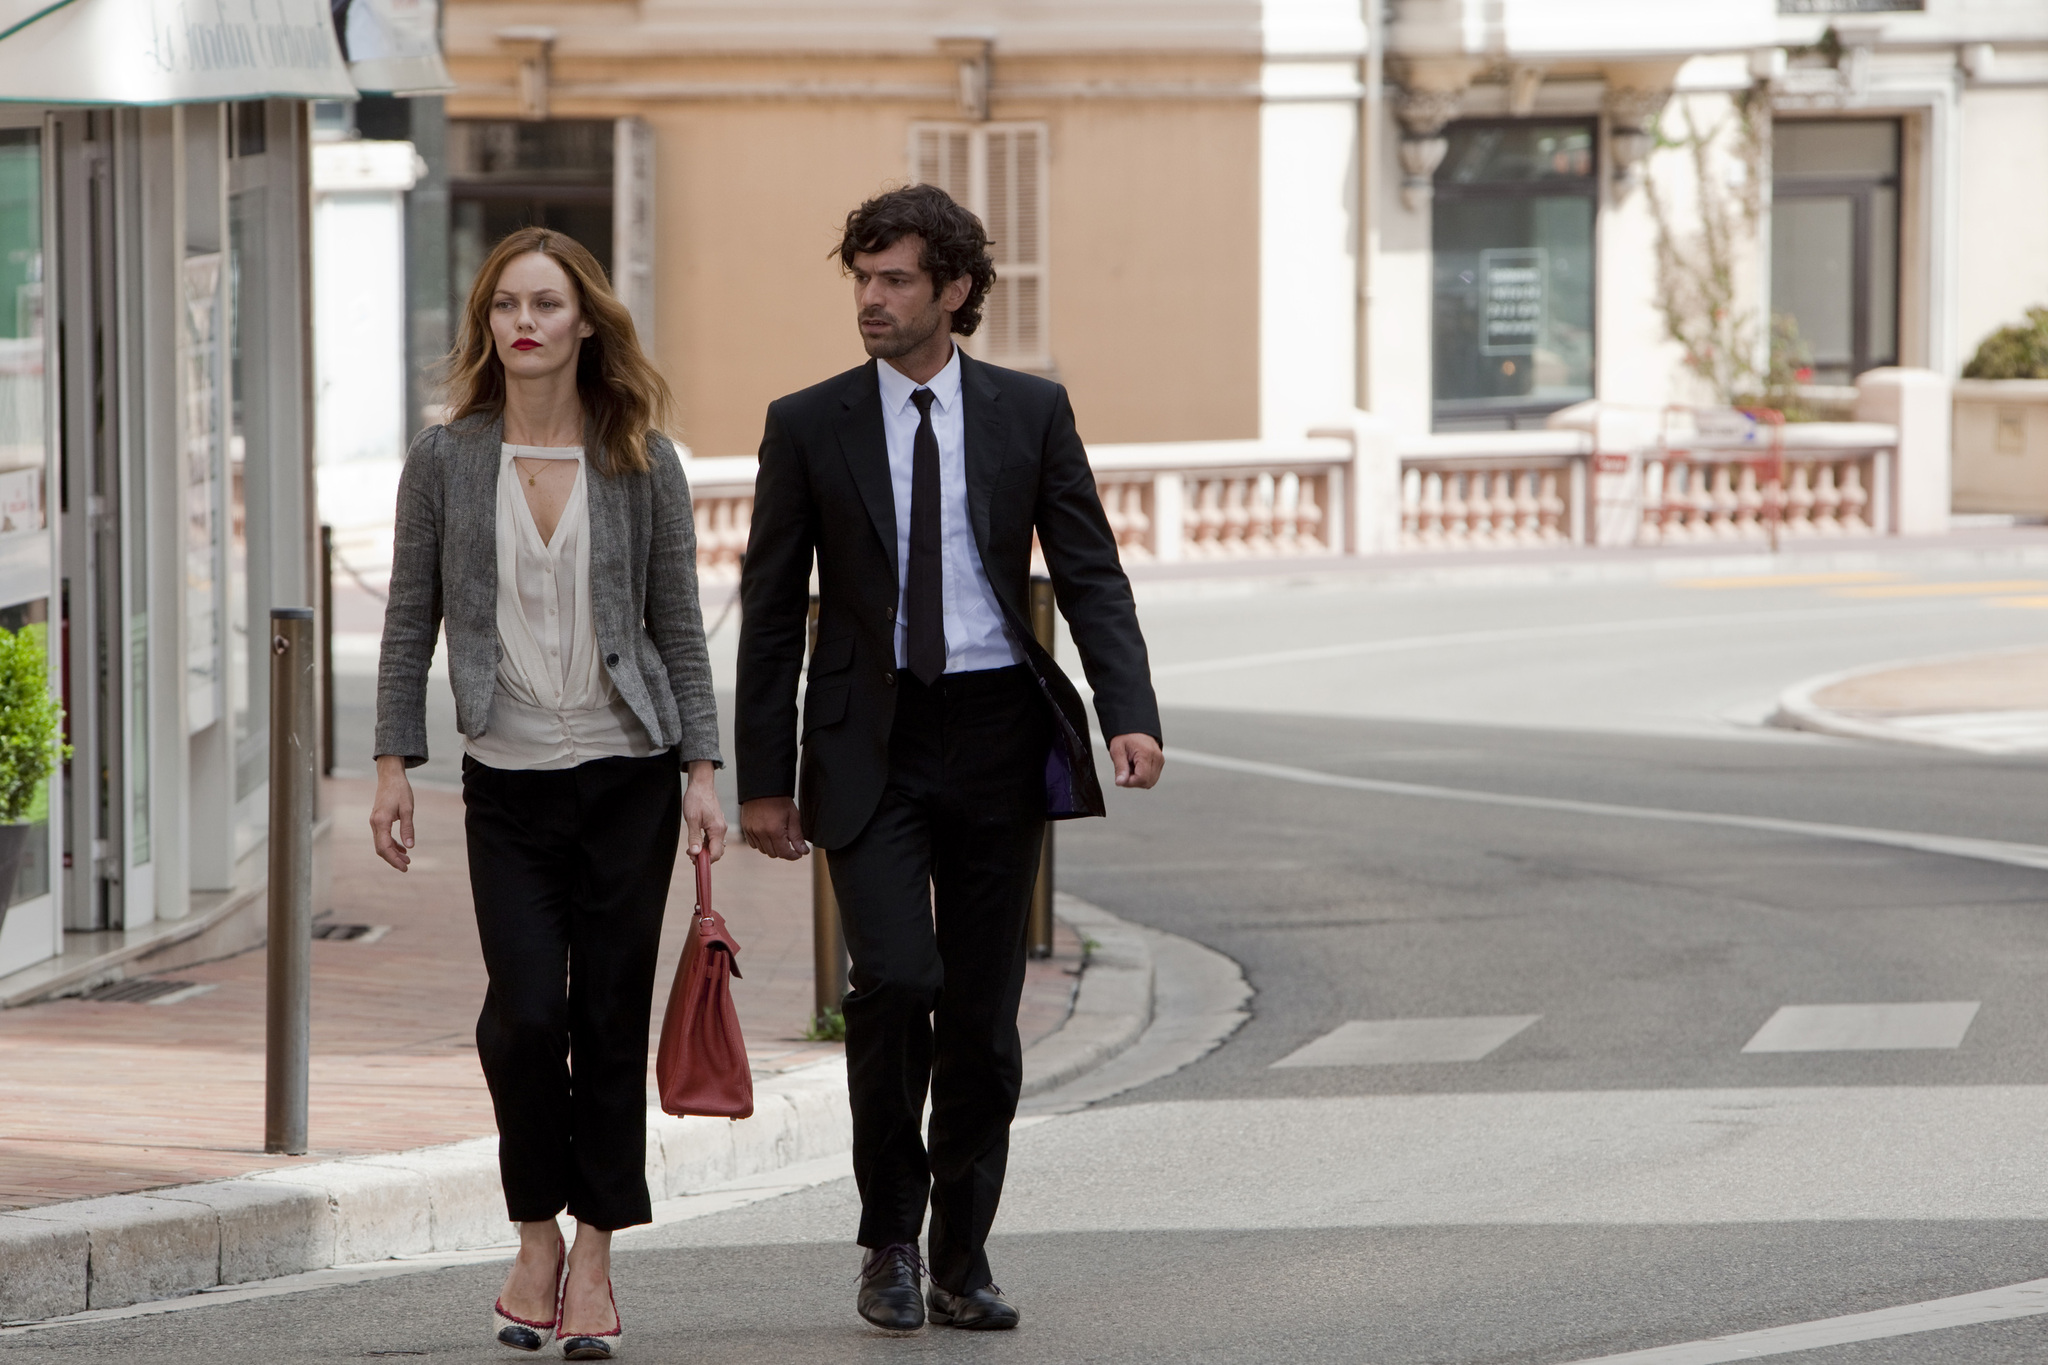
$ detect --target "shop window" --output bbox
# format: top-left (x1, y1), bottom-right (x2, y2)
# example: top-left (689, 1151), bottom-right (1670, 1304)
top-left (1771, 120), bottom-right (1900, 385)
top-left (0, 129), bottom-right (43, 535)
top-left (449, 119), bottom-right (614, 311)
top-left (909, 123), bottom-right (1050, 370)
top-left (1431, 121), bottom-right (1597, 431)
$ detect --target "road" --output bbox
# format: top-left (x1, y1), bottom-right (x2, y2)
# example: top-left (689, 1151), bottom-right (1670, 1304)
top-left (58, 561), bottom-right (2048, 1362)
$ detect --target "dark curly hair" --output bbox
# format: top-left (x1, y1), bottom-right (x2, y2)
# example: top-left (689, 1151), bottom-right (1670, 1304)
top-left (835, 184), bottom-right (997, 337)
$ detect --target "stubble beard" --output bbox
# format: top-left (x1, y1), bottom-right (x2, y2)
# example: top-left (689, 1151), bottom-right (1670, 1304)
top-left (859, 304), bottom-right (945, 362)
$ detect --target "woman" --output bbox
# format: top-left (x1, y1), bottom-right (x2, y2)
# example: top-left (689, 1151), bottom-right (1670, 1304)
top-left (369, 226), bottom-right (725, 1360)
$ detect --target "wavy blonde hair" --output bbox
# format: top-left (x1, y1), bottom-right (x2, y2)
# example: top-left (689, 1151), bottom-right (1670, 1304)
top-left (442, 227), bottom-right (674, 476)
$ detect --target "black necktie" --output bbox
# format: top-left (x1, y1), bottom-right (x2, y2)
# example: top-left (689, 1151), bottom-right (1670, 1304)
top-left (906, 388), bottom-right (946, 685)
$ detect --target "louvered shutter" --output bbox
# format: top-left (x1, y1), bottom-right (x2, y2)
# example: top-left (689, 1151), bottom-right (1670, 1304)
top-left (908, 122), bottom-right (1050, 370)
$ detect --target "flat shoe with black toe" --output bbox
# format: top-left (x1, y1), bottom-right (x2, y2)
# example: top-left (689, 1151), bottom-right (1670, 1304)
top-left (857, 1243), bottom-right (926, 1332)
top-left (927, 1282), bottom-right (1019, 1331)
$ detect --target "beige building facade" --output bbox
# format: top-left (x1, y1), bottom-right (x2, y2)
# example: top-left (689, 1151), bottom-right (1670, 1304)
top-left (432, 1), bottom-right (2048, 491)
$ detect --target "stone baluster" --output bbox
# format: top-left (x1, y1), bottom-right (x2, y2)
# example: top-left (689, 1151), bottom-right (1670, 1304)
top-left (1709, 463), bottom-right (1740, 538)
top-left (1274, 472), bottom-right (1301, 554)
top-left (1442, 472), bottom-right (1471, 547)
top-left (1512, 471), bottom-right (1540, 544)
top-left (1298, 473), bottom-right (1326, 551)
top-left (1419, 471), bottom-right (1445, 548)
top-left (1218, 477), bottom-right (1250, 555)
top-left (1837, 459), bottom-right (1871, 534)
top-left (1636, 458), bottom-right (1666, 545)
top-left (1191, 477), bottom-right (1224, 556)
top-left (1784, 462), bottom-right (1815, 535)
top-left (1811, 461), bottom-right (1843, 536)
top-left (1537, 470), bottom-right (1566, 543)
top-left (1246, 473), bottom-right (1277, 555)
top-left (1733, 465), bottom-right (1762, 539)
top-left (1402, 467), bottom-right (1423, 548)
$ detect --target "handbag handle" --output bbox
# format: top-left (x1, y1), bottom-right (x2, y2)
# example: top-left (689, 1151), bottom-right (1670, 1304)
top-left (694, 844), bottom-right (713, 916)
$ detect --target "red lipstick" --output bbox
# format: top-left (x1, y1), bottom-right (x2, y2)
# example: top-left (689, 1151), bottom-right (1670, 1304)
top-left (512, 338), bottom-right (540, 351)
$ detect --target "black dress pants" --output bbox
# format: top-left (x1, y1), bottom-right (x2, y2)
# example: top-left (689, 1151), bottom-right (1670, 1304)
top-left (462, 749), bottom-right (681, 1231)
top-left (825, 665), bottom-right (1050, 1294)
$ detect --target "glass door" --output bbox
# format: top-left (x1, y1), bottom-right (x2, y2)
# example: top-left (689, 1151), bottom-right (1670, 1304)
top-left (0, 111), bottom-right (62, 975)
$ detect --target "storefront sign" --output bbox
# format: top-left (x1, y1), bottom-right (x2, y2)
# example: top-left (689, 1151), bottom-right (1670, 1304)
top-left (0, 0), bottom-right (356, 104)
top-left (1479, 248), bottom-right (1547, 356)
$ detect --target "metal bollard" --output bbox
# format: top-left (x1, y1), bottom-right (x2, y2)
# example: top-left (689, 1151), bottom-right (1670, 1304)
top-left (319, 526), bottom-right (335, 777)
top-left (808, 595), bottom-right (849, 1023)
top-left (1027, 576), bottom-right (1056, 959)
top-left (266, 608), bottom-right (317, 1155)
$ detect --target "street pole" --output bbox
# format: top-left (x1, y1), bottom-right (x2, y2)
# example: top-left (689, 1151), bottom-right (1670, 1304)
top-left (1027, 576), bottom-right (1056, 958)
top-left (319, 526), bottom-right (335, 777)
top-left (808, 595), bottom-right (849, 1024)
top-left (266, 607), bottom-right (316, 1155)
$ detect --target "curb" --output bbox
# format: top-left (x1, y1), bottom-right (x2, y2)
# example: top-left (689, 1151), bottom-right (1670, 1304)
top-left (0, 902), bottom-right (1159, 1324)
top-left (1768, 644), bottom-right (2048, 756)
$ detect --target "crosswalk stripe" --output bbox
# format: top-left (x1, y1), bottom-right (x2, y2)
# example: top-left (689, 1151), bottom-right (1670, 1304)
top-left (1561, 1275), bottom-right (2048, 1363)
top-left (1743, 1002), bottom-right (1979, 1052)
top-left (1271, 1015), bottom-right (1539, 1067)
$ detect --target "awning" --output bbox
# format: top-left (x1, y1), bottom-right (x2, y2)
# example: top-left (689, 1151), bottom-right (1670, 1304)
top-left (0, 0), bottom-right (448, 104)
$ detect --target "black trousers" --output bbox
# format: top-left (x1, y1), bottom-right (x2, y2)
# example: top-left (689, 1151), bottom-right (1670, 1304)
top-left (462, 749), bottom-right (681, 1231)
top-left (825, 665), bottom-right (1050, 1294)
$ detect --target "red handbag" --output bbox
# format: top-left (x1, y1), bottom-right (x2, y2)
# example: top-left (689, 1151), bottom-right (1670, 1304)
top-left (655, 848), bottom-right (754, 1119)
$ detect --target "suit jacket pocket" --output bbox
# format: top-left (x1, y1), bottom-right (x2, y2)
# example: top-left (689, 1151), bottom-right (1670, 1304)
top-left (801, 681), bottom-right (849, 736)
top-left (809, 634), bottom-right (853, 676)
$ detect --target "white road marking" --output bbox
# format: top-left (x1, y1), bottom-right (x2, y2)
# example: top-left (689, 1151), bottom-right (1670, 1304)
top-left (1561, 1274), bottom-right (2048, 1363)
top-left (1151, 601), bottom-right (1973, 680)
top-left (1271, 1015), bottom-right (1540, 1068)
top-left (1171, 748), bottom-right (2048, 874)
top-left (1744, 1002), bottom-right (1980, 1053)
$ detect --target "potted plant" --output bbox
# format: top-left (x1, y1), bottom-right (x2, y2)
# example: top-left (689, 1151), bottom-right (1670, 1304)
top-left (1955, 307), bottom-right (2048, 515)
top-left (0, 622), bottom-right (64, 936)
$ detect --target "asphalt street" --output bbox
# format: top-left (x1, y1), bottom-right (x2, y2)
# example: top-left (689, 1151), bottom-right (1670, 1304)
top-left (77, 559), bottom-right (2048, 1363)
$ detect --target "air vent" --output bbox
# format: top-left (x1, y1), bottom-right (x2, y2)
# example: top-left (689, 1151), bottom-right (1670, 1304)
top-left (83, 979), bottom-right (214, 1005)
top-left (313, 923), bottom-right (390, 943)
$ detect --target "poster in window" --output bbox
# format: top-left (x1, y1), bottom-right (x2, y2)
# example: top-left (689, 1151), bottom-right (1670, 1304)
top-left (183, 253), bottom-right (222, 734)
top-left (1479, 248), bottom-right (1547, 357)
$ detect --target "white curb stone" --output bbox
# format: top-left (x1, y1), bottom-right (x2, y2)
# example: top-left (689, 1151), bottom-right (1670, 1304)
top-left (1020, 895), bottom-right (1155, 1097)
top-left (11, 1195), bottom-right (221, 1310)
top-left (171, 1180), bottom-right (334, 1284)
top-left (0, 1212), bottom-right (87, 1320)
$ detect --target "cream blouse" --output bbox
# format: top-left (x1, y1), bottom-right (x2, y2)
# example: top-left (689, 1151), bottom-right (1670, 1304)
top-left (463, 443), bottom-right (665, 771)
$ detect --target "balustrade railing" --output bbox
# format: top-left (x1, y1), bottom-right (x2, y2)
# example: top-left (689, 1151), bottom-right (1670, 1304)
top-left (1396, 432), bottom-right (1591, 551)
top-left (685, 455), bottom-right (758, 582)
top-left (1635, 424), bottom-right (1895, 546)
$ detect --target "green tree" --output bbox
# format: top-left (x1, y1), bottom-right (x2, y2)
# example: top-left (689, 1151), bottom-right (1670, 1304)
top-left (0, 624), bottom-right (67, 824)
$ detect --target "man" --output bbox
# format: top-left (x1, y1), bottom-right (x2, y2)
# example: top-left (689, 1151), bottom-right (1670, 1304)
top-left (736, 184), bottom-right (1163, 1333)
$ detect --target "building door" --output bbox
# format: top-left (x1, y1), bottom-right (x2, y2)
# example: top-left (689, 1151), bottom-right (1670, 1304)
top-left (53, 109), bottom-right (148, 931)
top-left (1431, 121), bottom-right (1598, 431)
top-left (0, 111), bottom-right (60, 972)
top-left (1771, 120), bottom-right (1900, 384)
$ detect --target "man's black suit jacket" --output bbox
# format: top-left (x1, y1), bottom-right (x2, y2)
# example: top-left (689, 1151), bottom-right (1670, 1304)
top-left (736, 353), bottom-right (1161, 851)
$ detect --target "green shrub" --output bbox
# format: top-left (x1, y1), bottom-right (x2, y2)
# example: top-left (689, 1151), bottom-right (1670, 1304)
top-left (0, 625), bottom-right (66, 824)
top-left (1962, 307), bottom-right (2048, 380)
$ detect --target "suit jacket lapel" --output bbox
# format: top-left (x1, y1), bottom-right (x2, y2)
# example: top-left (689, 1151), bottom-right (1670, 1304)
top-left (960, 351), bottom-right (1003, 558)
top-left (833, 361), bottom-right (898, 586)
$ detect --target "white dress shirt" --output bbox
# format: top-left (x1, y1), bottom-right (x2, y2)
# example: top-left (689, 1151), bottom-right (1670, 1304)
top-left (464, 444), bottom-right (664, 770)
top-left (876, 348), bottom-right (1019, 674)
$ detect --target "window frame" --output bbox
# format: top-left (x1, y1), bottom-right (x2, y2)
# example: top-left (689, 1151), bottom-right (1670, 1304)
top-left (1771, 118), bottom-right (1903, 383)
top-left (1429, 117), bottom-right (1602, 432)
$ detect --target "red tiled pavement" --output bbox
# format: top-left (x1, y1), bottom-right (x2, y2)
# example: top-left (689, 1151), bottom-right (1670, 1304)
top-left (0, 777), bottom-right (1080, 1211)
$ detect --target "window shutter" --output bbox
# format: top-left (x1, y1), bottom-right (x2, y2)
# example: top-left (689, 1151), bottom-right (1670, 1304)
top-left (612, 117), bottom-right (656, 355)
top-left (909, 122), bottom-right (1048, 369)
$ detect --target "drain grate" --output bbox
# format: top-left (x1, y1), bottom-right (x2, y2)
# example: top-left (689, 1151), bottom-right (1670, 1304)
top-left (313, 923), bottom-right (390, 943)
top-left (83, 978), bottom-right (213, 1005)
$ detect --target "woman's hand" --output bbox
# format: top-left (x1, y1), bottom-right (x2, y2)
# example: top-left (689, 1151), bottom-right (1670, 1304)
top-left (684, 760), bottom-right (728, 862)
top-left (370, 755), bottom-right (416, 872)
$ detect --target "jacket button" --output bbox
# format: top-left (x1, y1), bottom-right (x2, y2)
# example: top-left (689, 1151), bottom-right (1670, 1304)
top-left (884, 671), bottom-right (895, 687)
top-left (606, 653), bottom-right (619, 666)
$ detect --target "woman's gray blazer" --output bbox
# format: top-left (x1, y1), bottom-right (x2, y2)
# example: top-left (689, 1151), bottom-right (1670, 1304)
top-left (374, 411), bottom-right (722, 769)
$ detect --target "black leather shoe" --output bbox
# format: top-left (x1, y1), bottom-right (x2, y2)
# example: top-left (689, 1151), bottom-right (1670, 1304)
top-left (857, 1244), bottom-right (926, 1332)
top-left (927, 1282), bottom-right (1019, 1331)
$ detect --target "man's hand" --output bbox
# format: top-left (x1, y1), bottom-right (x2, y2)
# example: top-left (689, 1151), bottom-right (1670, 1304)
top-left (369, 754), bottom-right (416, 872)
top-left (1108, 733), bottom-right (1164, 790)
top-left (741, 796), bottom-right (811, 860)
top-left (684, 760), bottom-right (728, 862)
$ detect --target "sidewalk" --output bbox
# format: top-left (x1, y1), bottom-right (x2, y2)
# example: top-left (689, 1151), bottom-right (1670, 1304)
top-left (0, 777), bottom-right (1080, 1213)
top-left (1773, 646), bottom-right (2048, 756)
